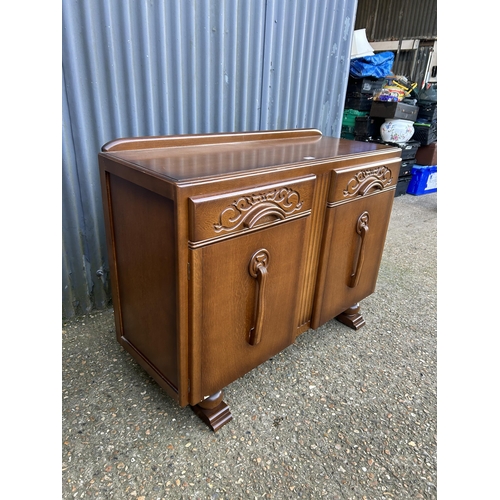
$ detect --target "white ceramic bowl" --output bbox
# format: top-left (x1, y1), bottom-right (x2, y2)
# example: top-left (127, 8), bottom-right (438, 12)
top-left (380, 118), bottom-right (414, 144)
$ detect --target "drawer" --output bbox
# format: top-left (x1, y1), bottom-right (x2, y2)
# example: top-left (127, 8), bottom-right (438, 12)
top-left (327, 158), bottom-right (400, 204)
top-left (188, 175), bottom-right (316, 246)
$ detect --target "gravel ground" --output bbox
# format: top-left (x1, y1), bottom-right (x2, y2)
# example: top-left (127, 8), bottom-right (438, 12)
top-left (62, 192), bottom-right (437, 499)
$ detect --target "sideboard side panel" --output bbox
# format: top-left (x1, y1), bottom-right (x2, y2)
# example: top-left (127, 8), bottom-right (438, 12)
top-left (107, 174), bottom-right (179, 397)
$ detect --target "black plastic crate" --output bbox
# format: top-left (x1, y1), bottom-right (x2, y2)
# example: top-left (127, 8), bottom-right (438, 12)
top-left (347, 77), bottom-right (385, 95)
top-left (340, 131), bottom-right (355, 140)
top-left (341, 125), bottom-right (355, 136)
top-left (354, 116), bottom-right (383, 139)
top-left (345, 95), bottom-right (373, 112)
top-left (413, 121), bottom-right (437, 146)
top-left (368, 139), bottom-right (421, 160)
top-left (395, 175), bottom-right (412, 197)
top-left (353, 135), bottom-right (372, 142)
top-left (417, 101), bottom-right (437, 121)
top-left (399, 159), bottom-right (416, 177)
top-left (399, 140), bottom-right (421, 160)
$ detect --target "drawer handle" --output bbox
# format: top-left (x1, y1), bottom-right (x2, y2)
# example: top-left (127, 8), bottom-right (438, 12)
top-left (349, 211), bottom-right (369, 288)
top-left (248, 249), bottom-right (270, 346)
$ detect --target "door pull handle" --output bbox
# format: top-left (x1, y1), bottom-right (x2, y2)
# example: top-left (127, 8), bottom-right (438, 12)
top-left (248, 249), bottom-right (270, 345)
top-left (349, 211), bottom-right (369, 288)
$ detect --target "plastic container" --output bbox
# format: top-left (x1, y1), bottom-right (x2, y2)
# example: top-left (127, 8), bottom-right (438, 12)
top-left (341, 108), bottom-right (364, 139)
top-left (412, 121), bottom-right (437, 146)
top-left (395, 176), bottom-right (411, 197)
top-left (399, 140), bottom-right (421, 160)
top-left (399, 159), bottom-right (416, 177)
top-left (354, 116), bottom-right (383, 139)
top-left (347, 76), bottom-right (385, 95)
top-left (417, 101), bottom-right (437, 121)
top-left (343, 108), bottom-right (368, 123)
top-left (406, 165), bottom-right (437, 196)
top-left (345, 94), bottom-right (373, 110)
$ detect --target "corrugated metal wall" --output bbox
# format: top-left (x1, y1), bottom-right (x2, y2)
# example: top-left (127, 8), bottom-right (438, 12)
top-left (62, 0), bottom-right (357, 318)
top-left (390, 44), bottom-right (434, 87)
top-left (354, 0), bottom-right (437, 86)
top-left (355, 0), bottom-right (437, 41)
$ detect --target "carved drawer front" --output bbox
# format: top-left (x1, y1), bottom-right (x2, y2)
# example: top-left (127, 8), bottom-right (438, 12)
top-left (327, 158), bottom-right (400, 205)
top-left (188, 175), bottom-right (316, 247)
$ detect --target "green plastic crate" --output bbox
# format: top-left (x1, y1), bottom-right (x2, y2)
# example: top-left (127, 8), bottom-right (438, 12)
top-left (342, 109), bottom-right (368, 129)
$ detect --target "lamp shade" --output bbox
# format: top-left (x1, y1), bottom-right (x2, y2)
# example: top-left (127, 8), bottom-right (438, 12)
top-left (351, 29), bottom-right (375, 59)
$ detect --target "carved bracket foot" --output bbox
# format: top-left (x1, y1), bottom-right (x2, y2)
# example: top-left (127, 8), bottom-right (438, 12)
top-left (190, 391), bottom-right (233, 432)
top-left (335, 303), bottom-right (366, 330)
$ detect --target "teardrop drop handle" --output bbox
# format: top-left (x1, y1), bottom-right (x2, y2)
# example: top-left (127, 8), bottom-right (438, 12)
top-left (248, 249), bottom-right (270, 346)
top-left (348, 211), bottom-right (369, 288)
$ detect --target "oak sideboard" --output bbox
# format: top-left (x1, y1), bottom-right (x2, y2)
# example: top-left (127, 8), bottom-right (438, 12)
top-left (98, 129), bottom-right (401, 431)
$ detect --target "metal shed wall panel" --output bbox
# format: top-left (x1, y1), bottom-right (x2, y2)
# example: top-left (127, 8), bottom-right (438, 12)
top-left (62, 0), bottom-right (357, 318)
top-left (355, 0), bottom-right (437, 41)
top-left (259, 0), bottom-right (354, 135)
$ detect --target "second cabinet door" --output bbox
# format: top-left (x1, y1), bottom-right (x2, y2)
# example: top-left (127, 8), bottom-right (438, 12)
top-left (312, 189), bottom-right (395, 329)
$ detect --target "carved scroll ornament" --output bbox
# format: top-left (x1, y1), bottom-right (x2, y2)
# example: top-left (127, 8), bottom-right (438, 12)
top-left (214, 187), bottom-right (303, 233)
top-left (343, 166), bottom-right (393, 198)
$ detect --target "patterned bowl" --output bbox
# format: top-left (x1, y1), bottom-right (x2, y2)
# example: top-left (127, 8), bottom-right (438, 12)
top-left (380, 118), bottom-right (415, 144)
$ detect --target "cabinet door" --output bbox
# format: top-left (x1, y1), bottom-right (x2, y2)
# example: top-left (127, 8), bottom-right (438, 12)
top-left (312, 159), bottom-right (399, 329)
top-left (188, 177), bottom-right (315, 403)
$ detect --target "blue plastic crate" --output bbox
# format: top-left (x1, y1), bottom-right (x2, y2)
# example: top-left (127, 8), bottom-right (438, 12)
top-left (406, 165), bottom-right (437, 196)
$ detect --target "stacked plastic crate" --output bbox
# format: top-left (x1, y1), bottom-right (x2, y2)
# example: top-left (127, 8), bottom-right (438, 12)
top-left (341, 76), bottom-right (384, 140)
top-left (407, 96), bottom-right (437, 196)
top-left (367, 101), bottom-right (421, 197)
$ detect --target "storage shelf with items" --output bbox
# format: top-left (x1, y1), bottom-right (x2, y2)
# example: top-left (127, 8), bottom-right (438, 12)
top-left (342, 80), bottom-right (438, 197)
top-left (413, 99), bottom-right (437, 146)
top-left (344, 32), bottom-right (437, 197)
top-left (362, 139), bottom-right (421, 197)
top-left (341, 76), bottom-right (385, 140)
top-left (407, 84), bottom-right (437, 195)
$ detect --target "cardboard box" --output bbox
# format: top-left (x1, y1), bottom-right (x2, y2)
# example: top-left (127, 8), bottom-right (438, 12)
top-left (369, 101), bottom-right (419, 121)
top-left (415, 142), bottom-right (437, 166)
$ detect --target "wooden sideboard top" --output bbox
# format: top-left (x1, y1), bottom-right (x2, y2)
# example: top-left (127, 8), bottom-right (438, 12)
top-left (100, 128), bottom-right (400, 183)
